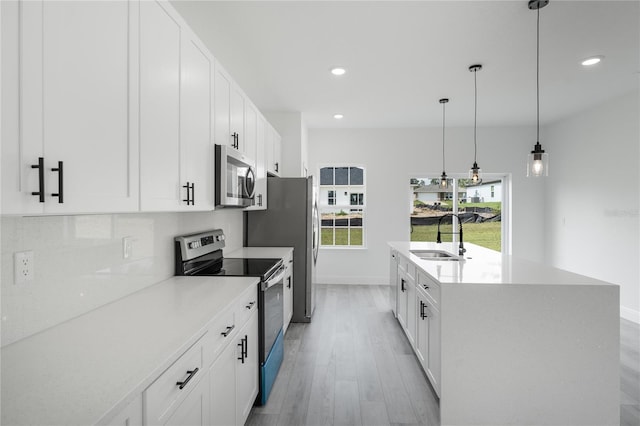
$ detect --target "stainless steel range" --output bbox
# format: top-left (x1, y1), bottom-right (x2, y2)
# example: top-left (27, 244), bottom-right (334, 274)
top-left (174, 229), bottom-right (285, 406)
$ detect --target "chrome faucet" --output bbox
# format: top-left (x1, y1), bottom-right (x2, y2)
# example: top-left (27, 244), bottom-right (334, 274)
top-left (436, 213), bottom-right (466, 256)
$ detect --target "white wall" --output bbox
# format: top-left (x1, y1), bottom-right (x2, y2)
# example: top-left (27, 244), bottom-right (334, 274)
top-left (308, 126), bottom-right (544, 285)
top-left (1, 210), bottom-right (243, 346)
top-left (544, 91), bottom-right (640, 322)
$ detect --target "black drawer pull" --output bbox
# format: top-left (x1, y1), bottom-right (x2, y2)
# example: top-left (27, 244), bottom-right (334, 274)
top-left (245, 301), bottom-right (256, 309)
top-left (423, 284), bottom-right (429, 290)
top-left (287, 277), bottom-right (292, 288)
top-left (51, 161), bottom-right (63, 203)
top-left (182, 182), bottom-right (194, 205)
top-left (221, 325), bottom-right (235, 337)
top-left (31, 157), bottom-right (45, 202)
top-left (274, 162), bottom-right (279, 173)
top-left (176, 368), bottom-right (199, 390)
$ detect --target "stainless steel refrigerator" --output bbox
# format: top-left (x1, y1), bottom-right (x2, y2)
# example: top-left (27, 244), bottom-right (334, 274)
top-left (244, 176), bottom-right (319, 322)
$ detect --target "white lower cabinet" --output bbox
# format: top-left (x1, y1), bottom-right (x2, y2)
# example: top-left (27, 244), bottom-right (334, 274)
top-left (209, 342), bottom-right (237, 426)
top-left (394, 251), bottom-right (441, 398)
top-left (143, 336), bottom-right (205, 425)
top-left (102, 395), bottom-right (142, 426)
top-left (164, 372), bottom-right (210, 426)
top-left (209, 287), bottom-right (259, 426)
top-left (283, 252), bottom-right (294, 334)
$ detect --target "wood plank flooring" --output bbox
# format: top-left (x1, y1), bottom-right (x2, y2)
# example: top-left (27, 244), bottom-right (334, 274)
top-left (247, 284), bottom-right (640, 426)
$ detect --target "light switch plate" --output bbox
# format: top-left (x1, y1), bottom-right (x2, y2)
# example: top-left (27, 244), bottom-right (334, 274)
top-left (14, 251), bottom-right (34, 284)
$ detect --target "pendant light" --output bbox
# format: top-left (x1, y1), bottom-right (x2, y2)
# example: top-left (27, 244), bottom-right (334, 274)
top-left (468, 64), bottom-right (483, 185)
top-left (439, 98), bottom-right (449, 188)
top-left (527, 0), bottom-right (549, 177)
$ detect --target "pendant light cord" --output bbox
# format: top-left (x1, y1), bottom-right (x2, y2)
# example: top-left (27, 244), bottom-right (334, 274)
top-left (473, 69), bottom-right (478, 163)
top-left (536, 7), bottom-right (540, 143)
top-left (442, 102), bottom-right (446, 172)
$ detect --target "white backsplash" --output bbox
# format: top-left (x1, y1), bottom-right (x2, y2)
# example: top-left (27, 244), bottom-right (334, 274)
top-left (1, 210), bottom-right (243, 347)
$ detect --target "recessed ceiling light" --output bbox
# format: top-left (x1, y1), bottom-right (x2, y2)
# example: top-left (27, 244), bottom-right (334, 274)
top-left (333, 114), bottom-right (344, 119)
top-left (581, 56), bottom-right (604, 66)
top-left (330, 67), bottom-right (346, 76)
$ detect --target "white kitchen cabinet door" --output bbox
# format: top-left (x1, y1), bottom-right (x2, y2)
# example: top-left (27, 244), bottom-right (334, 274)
top-left (230, 86), bottom-right (245, 153)
top-left (406, 274), bottom-right (417, 348)
top-left (396, 269), bottom-right (409, 330)
top-left (139, 0), bottom-right (181, 211)
top-left (243, 101), bottom-right (258, 165)
top-left (283, 253), bottom-right (294, 333)
top-left (2, 0), bottom-right (139, 214)
top-left (426, 300), bottom-right (441, 396)
top-left (101, 394), bottom-right (142, 426)
top-left (214, 65), bottom-right (232, 149)
top-left (245, 110), bottom-right (266, 211)
top-left (235, 309), bottom-right (259, 425)
top-left (180, 35), bottom-right (215, 210)
top-left (273, 131), bottom-right (282, 176)
top-left (415, 291), bottom-right (429, 369)
top-left (209, 341), bottom-right (237, 426)
top-left (164, 373), bottom-right (210, 426)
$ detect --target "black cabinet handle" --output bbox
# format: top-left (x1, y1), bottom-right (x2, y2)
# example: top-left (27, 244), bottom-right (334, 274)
top-left (274, 162), bottom-right (279, 173)
top-left (176, 368), bottom-right (199, 390)
top-left (237, 335), bottom-right (247, 363)
top-left (287, 276), bottom-right (292, 289)
top-left (231, 132), bottom-right (239, 149)
top-left (182, 182), bottom-right (194, 205)
top-left (243, 335), bottom-right (248, 359)
top-left (221, 325), bottom-right (235, 337)
top-left (423, 284), bottom-right (429, 290)
top-left (401, 278), bottom-right (405, 292)
top-left (31, 157), bottom-right (45, 202)
top-left (51, 161), bottom-right (63, 203)
top-left (245, 301), bottom-right (255, 309)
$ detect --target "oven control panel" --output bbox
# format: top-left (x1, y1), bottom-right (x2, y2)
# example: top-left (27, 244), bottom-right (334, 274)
top-left (176, 229), bottom-right (226, 261)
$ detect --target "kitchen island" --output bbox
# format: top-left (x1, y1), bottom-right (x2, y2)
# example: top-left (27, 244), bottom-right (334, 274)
top-left (388, 241), bottom-right (620, 426)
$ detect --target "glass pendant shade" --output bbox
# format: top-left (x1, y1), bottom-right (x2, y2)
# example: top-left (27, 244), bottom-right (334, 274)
top-left (527, 142), bottom-right (549, 177)
top-left (469, 162), bottom-right (482, 184)
top-left (440, 172), bottom-right (448, 188)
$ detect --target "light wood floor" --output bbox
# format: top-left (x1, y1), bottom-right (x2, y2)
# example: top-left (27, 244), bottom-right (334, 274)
top-left (247, 285), bottom-right (640, 426)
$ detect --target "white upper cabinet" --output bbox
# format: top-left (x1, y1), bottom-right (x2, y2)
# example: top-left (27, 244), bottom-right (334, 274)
top-left (1, 0), bottom-right (140, 214)
top-left (139, 0), bottom-right (214, 211)
top-left (266, 124), bottom-right (282, 177)
top-left (214, 63), bottom-right (248, 156)
top-left (139, 0), bottom-right (181, 211)
top-left (179, 35), bottom-right (215, 210)
top-left (244, 105), bottom-right (267, 211)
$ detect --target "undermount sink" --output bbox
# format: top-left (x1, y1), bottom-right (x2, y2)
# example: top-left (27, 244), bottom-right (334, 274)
top-left (410, 249), bottom-right (460, 261)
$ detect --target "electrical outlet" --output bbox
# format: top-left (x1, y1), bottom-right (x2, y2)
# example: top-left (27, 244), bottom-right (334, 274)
top-left (14, 251), bottom-right (34, 284)
top-left (123, 237), bottom-right (133, 259)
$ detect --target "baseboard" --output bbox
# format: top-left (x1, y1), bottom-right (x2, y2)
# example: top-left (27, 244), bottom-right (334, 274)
top-left (621, 306), bottom-right (640, 324)
top-left (315, 275), bottom-right (388, 285)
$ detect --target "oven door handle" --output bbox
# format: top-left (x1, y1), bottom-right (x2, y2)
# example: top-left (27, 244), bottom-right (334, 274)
top-left (262, 265), bottom-right (286, 291)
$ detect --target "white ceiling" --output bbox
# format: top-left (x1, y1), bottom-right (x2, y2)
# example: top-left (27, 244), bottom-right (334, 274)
top-left (171, 0), bottom-right (640, 129)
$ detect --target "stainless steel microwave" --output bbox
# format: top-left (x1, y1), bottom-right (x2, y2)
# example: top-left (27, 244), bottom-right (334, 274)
top-left (215, 144), bottom-right (256, 207)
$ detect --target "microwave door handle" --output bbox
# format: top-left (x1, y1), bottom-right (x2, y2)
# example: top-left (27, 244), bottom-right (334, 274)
top-left (244, 167), bottom-right (256, 199)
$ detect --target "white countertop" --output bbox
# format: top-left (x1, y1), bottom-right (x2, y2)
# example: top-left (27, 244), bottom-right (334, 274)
top-left (1, 275), bottom-right (259, 426)
top-left (389, 241), bottom-right (616, 286)
top-left (227, 246), bottom-right (293, 259)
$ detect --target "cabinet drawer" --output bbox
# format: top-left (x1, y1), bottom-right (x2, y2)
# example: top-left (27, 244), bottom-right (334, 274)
top-left (417, 271), bottom-right (440, 307)
top-left (203, 308), bottom-right (235, 368)
top-left (144, 335), bottom-right (204, 425)
top-left (235, 283), bottom-right (258, 329)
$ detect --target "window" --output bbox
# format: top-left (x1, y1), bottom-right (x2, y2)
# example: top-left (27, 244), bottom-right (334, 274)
top-left (319, 166), bottom-right (365, 247)
top-left (410, 176), bottom-right (505, 252)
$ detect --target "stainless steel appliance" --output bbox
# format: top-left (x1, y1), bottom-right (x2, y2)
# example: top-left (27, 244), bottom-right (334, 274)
top-left (174, 229), bottom-right (284, 405)
top-left (245, 176), bottom-right (319, 323)
top-left (215, 144), bottom-right (256, 208)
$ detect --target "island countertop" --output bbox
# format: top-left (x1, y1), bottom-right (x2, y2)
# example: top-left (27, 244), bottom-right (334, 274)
top-left (388, 241), bottom-right (617, 287)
